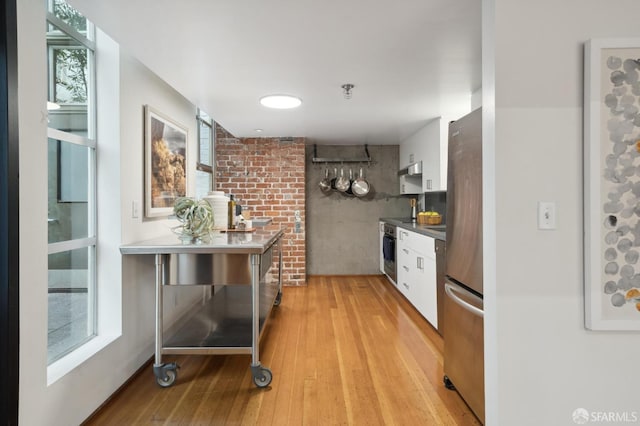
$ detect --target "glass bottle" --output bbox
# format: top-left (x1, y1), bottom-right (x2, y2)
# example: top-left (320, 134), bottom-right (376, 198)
top-left (227, 194), bottom-right (236, 229)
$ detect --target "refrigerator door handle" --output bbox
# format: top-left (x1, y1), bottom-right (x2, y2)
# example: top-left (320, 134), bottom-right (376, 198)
top-left (445, 281), bottom-right (484, 318)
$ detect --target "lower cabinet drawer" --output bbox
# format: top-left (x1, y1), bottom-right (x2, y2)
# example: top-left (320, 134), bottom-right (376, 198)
top-left (395, 244), bottom-right (438, 329)
top-left (397, 228), bottom-right (435, 255)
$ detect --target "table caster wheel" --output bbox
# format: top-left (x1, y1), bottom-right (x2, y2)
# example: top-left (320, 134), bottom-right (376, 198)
top-left (274, 292), bottom-right (282, 306)
top-left (443, 375), bottom-right (456, 390)
top-left (154, 362), bottom-right (179, 388)
top-left (157, 369), bottom-right (177, 387)
top-left (253, 367), bottom-right (272, 388)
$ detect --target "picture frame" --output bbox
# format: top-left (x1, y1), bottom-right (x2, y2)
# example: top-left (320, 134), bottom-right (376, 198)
top-left (144, 105), bottom-right (188, 218)
top-left (584, 38), bottom-right (640, 330)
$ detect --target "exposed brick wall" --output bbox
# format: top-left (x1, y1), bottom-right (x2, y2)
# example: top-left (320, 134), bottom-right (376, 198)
top-left (215, 124), bottom-right (306, 286)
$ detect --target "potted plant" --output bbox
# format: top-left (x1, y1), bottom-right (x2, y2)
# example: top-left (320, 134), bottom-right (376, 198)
top-left (172, 197), bottom-right (214, 243)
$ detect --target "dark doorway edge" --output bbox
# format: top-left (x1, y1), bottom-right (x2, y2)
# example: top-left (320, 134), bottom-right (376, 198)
top-left (1, 0), bottom-right (20, 424)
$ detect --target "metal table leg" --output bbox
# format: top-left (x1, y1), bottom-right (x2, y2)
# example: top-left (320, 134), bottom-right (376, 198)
top-left (250, 253), bottom-right (272, 387)
top-left (152, 254), bottom-right (178, 387)
top-left (275, 238), bottom-right (283, 306)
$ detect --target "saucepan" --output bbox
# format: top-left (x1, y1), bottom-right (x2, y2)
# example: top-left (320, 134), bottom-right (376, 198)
top-left (345, 169), bottom-right (355, 196)
top-left (351, 167), bottom-right (370, 197)
top-left (335, 167), bottom-right (351, 192)
top-left (319, 168), bottom-right (332, 194)
top-left (330, 168), bottom-right (338, 190)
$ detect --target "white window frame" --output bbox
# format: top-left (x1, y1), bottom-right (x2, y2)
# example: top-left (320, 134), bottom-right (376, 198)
top-left (46, 3), bottom-right (97, 365)
top-left (196, 109), bottom-right (214, 198)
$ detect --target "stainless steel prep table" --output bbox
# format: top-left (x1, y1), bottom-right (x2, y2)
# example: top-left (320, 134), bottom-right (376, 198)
top-left (120, 226), bottom-right (285, 388)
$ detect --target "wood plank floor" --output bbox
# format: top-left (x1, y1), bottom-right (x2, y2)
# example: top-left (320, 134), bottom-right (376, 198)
top-left (83, 275), bottom-right (481, 426)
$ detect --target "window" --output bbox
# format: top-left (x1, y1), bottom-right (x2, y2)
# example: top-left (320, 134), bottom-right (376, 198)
top-left (195, 109), bottom-right (214, 199)
top-left (46, 0), bottom-right (96, 364)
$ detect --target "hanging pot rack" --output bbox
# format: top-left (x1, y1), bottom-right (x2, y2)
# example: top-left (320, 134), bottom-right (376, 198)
top-left (311, 144), bottom-right (371, 164)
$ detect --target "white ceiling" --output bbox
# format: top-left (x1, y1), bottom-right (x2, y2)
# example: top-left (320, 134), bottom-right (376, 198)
top-left (69, 0), bottom-right (481, 145)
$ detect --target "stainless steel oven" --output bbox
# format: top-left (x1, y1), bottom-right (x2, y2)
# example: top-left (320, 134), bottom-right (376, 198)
top-left (382, 223), bottom-right (396, 284)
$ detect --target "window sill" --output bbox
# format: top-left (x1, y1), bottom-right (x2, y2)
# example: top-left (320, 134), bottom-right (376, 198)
top-left (47, 333), bottom-right (119, 385)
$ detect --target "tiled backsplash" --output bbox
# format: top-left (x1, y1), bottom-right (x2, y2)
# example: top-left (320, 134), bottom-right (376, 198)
top-left (424, 191), bottom-right (447, 224)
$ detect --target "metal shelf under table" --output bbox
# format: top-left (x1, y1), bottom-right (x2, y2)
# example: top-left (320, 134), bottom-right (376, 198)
top-left (163, 283), bottom-right (278, 353)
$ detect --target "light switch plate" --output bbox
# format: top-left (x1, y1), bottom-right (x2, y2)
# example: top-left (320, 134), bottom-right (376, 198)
top-left (132, 200), bottom-right (139, 219)
top-left (538, 201), bottom-right (556, 230)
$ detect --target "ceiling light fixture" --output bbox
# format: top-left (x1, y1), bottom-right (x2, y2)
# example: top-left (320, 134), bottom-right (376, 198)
top-left (341, 83), bottom-right (354, 99)
top-left (259, 94), bottom-right (302, 109)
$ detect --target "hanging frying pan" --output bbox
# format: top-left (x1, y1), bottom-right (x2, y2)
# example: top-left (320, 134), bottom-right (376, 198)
top-left (352, 167), bottom-right (370, 197)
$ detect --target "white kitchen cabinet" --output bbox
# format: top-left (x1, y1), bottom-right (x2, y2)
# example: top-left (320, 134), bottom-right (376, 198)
top-left (397, 248), bottom-right (417, 302)
top-left (398, 228), bottom-right (434, 253)
top-left (396, 236), bottom-right (411, 298)
top-left (396, 228), bottom-right (438, 329)
top-left (421, 118), bottom-right (447, 192)
top-left (422, 138), bottom-right (441, 191)
top-left (399, 116), bottom-right (450, 192)
top-left (399, 142), bottom-right (417, 170)
top-left (415, 242), bottom-right (437, 328)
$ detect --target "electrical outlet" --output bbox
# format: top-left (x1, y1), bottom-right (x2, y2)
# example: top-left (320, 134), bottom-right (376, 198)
top-left (132, 200), bottom-right (139, 218)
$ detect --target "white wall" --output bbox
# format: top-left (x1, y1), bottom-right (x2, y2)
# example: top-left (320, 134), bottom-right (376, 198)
top-left (118, 52), bottom-right (197, 244)
top-left (488, 0), bottom-right (640, 424)
top-left (18, 2), bottom-right (200, 423)
top-left (17, 2), bottom-right (50, 424)
top-left (471, 87), bottom-right (482, 111)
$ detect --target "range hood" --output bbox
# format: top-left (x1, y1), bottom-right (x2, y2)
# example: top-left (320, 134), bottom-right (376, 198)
top-left (398, 161), bottom-right (422, 176)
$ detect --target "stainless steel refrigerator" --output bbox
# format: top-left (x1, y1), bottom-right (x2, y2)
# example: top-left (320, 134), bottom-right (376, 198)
top-left (443, 107), bottom-right (484, 423)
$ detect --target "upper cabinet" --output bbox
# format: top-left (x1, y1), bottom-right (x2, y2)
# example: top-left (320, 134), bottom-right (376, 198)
top-left (422, 122), bottom-right (441, 191)
top-left (399, 117), bottom-right (448, 193)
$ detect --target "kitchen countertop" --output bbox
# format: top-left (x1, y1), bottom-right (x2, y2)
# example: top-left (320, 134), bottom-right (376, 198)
top-left (380, 217), bottom-right (446, 241)
top-left (120, 225), bottom-right (285, 255)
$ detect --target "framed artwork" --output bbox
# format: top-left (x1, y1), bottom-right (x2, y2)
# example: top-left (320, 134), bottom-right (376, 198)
top-left (144, 105), bottom-right (188, 218)
top-left (584, 38), bottom-right (640, 330)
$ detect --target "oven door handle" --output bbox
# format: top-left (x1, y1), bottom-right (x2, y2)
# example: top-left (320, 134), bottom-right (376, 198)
top-left (445, 282), bottom-right (484, 318)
